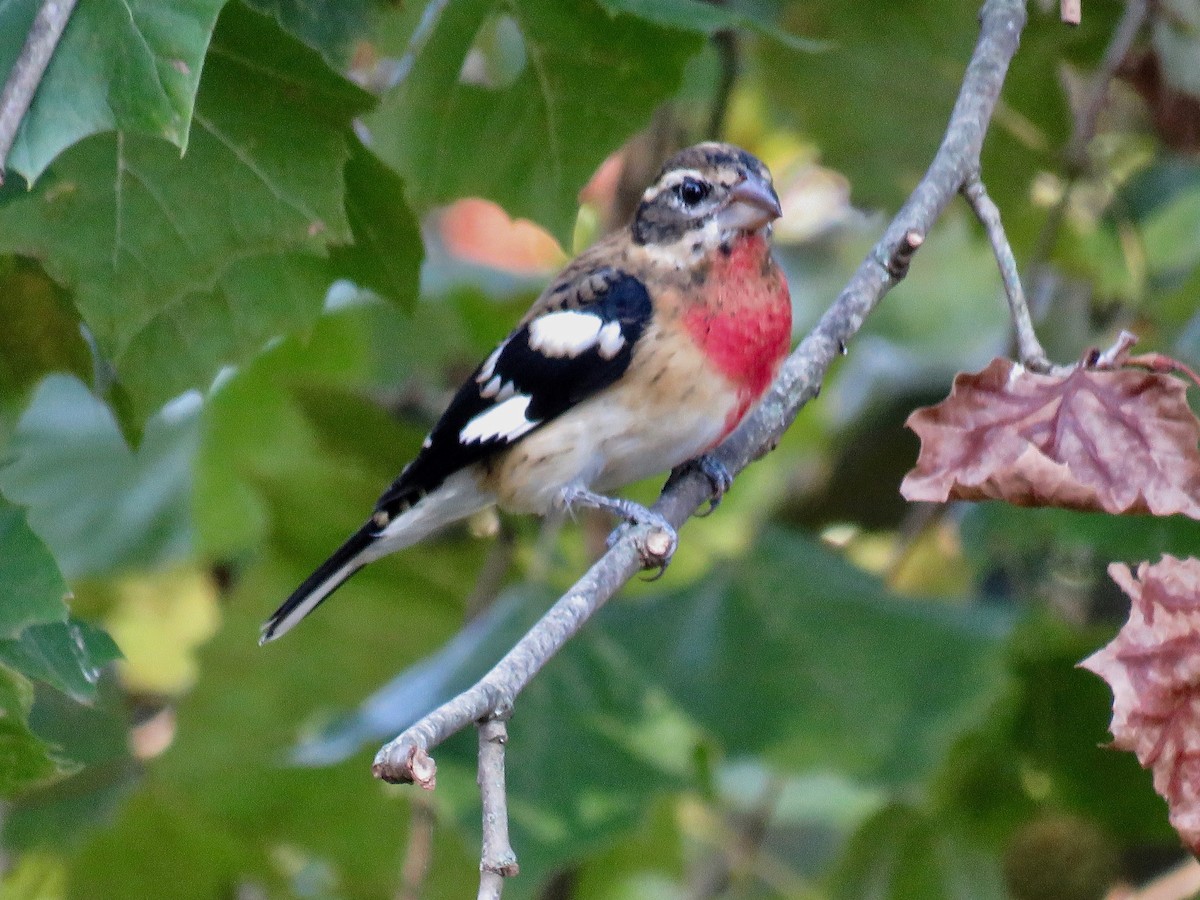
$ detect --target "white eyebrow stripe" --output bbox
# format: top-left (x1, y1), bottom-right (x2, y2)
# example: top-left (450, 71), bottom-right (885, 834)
top-left (459, 394), bottom-right (538, 445)
top-left (642, 168), bottom-right (709, 202)
top-left (527, 310), bottom-right (605, 357)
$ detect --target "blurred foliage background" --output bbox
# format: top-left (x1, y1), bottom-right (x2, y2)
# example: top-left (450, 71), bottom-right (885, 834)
top-left (2, 0), bottom-right (1200, 897)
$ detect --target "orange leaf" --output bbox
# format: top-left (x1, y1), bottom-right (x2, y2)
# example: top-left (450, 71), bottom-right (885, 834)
top-left (437, 199), bottom-right (566, 275)
top-left (1082, 556), bottom-right (1200, 853)
top-left (900, 358), bottom-right (1200, 517)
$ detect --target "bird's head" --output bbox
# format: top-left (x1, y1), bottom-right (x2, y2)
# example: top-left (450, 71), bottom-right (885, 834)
top-left (631, 142), bottom-right (782, 261)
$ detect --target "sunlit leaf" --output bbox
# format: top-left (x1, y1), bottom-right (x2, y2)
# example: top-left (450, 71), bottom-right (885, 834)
top-left (0, 0), bottom-right (227, 185)
top-left (0, 4), bottom-right (373, 420)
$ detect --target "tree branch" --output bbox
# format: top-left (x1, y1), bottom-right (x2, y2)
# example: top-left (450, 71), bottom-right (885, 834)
top-left (373, 0), bottom-right (1029, 787)
top-left (962, 175), bottom-right (1052, 371)
top-left (477, 714), bottom-right (518, 900)
top-left (0, 0), bottom-right (78, 184)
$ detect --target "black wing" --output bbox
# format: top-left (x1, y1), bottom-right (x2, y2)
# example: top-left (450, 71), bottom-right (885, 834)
top-left (375, 269), bottom-right (653, 517)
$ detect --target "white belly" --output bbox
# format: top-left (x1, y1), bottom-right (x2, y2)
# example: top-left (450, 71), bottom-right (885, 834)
top-left (484, 364), bottom-right (741, 513)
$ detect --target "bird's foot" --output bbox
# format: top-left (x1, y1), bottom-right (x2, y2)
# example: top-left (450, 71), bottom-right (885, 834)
top-left (558, 485), bottom-right (678, 575)
top-left (667, 454), bottom-right (733, 516)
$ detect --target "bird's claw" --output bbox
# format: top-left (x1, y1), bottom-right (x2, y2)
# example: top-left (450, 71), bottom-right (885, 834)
top-left (669, 455), bottom-right (733, 516)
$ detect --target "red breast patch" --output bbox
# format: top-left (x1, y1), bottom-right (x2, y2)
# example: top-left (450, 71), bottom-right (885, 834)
top-left (682, 233), bottom-right (792, 436)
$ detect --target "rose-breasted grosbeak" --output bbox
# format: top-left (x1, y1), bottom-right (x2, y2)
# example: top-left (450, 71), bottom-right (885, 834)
top-left (260, 142), bottom-right (790, 643)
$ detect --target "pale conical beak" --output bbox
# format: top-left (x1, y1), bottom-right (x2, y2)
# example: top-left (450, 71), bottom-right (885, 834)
top-left (716, 176), bottom-right (783, 233)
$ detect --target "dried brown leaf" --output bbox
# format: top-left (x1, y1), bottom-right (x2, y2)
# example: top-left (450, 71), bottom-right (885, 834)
top-left (1082, 556), bottom-right (1200, 853)
top-left (900, 358), bottom-right (1200, 517)
top-left (1119, 51), bottom-right (1200, 156)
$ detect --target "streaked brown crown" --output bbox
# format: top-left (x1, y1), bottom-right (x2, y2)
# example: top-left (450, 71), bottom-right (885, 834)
top-left (631, 142), bottom-right (778, 246)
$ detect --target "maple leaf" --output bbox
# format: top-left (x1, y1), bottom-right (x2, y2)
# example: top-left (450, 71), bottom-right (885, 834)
top-left (1082, 557), bottom-right (1200, 853)
top-left (900, 357), bottom-right (1200, 517)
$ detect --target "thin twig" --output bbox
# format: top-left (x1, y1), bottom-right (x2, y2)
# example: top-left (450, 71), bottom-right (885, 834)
top-left (1066, 0), bottom-right (1148, 170)
top-left (373, 0), bottom-right (1029, 785)
top-left (0, 0), bottom-right (78, 182)
top-left (707, 30), bottom-right (739, 140)
top-left (477, 714), bottom-right (518, 900)
top-left (464, 524), bottom-right (515, 621)
top-left (689, 776), bottom-right (783, 899)
top-left (397, 795), bottom-right (435, 900)
top-left (962, 175), bottom-right (1052, 371)
top-left (1022, 0), bottom-right (1149, 340)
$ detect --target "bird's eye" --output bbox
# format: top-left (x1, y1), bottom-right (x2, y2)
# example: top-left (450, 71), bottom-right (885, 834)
top-left (675, 177), bottom-right (710, 207)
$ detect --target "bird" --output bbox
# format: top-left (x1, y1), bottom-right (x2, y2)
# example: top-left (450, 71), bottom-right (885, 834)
top-left (260, 142), bottom-right (791, 644)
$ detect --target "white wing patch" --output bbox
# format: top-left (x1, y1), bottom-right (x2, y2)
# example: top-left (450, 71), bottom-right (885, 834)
top-left (528, 310), bottom-right (605, 358)
top-left (459, 394), bottom-right (538, 445)
top-left (597, 320), bottom-right (626, 359)
top-left (477, 344), bottom-right (504, 383)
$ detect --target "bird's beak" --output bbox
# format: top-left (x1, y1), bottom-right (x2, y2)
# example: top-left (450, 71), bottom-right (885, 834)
top-left (717, 176), bottom-right (783, 233)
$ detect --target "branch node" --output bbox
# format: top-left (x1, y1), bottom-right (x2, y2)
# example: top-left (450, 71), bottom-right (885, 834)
top-left (885, 229), bottom-right (925, 279)
top-left (373, 742), bottom-right (437, 789)
top-left (642, 527), bottom-right (675, 563)
top-left (1089, 329), bottom-right (1139, 369)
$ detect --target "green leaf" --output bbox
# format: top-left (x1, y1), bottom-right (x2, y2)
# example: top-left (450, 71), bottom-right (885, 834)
top-left (4, 676), bottom-right (136, 849)
top-left (0, 3), bottom-right (375, 420)
top-left (61, 528), bottom-right (485, 895)
top-left (0, 500), bottom-right (69, 640)
top-left (603, 530), bottom-right (1012, 782)
top-left (0, 667), bottom-right (58, 797)
top-left (193, 308), bottom-right (380, 558)
top-left (368, 0), bottom-right (703, 241)
top-left (329, 140), bottom-right (424, 310)
top-left (0, 0), bottom-right (227, 185)
top-left (599, 0), bottom-right (827, 52)
top-left (242, 0), bottom-right (381, 64)
top-left (0, 375), bottom-right (198, 579)
top-left (960, 502), bottom-right (1200, 572)
top-left (305, 529), bottom-right (1011, 885)
top-left (0, 620), bottom-right (121, 705)
top-left (0, 260), bottom-right (90, 412)
top-left (829, 804), bottom-right (1006, 900)
top-left (1140, 184), bottom-right (1200, 276)
top-left (759, 2), bottom-right (1118, 249)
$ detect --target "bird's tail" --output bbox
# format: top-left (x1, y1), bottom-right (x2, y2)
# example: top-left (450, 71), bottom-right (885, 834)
top-left (259, 524), bottom-right (375, 644)
top-left (259, 471), bottom-right (493, 644)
